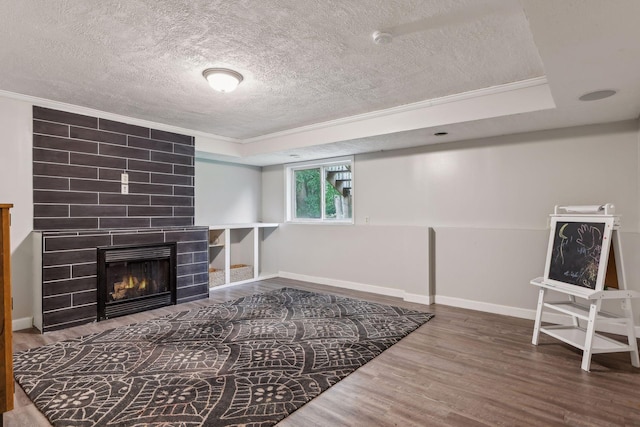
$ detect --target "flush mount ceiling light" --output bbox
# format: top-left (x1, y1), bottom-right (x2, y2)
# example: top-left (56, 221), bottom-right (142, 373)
top-left (372, 30), bottom-right (393, 45)
top-left (579, 89), bottom-right (617, 101)
top-left (202, 68), bottom-right (244, 93)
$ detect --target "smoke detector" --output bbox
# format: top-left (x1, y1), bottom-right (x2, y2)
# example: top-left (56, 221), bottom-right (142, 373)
top-left (372, 31), bottom-right (393, 45)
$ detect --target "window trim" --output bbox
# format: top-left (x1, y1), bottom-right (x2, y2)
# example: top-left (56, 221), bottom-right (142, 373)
top-left (285, 156), bottom-right (354, 224)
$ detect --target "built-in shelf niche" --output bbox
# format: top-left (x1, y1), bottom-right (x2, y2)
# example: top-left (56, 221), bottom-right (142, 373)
top-left (208, 229), bottom-right (226, 272)
top-left (207, 223), bottom-right (278, 288)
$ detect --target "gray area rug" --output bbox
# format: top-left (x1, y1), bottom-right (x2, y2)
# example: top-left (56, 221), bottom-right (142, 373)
top-left (14, 287), bottom-right (434, 426)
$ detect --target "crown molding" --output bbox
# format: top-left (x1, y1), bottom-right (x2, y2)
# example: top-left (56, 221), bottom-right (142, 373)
top-left (242, 76), bottom-right (549, 144)
top-left (239, 76), bottom-right (555, 158)
top-left (1, 76), bottom-right (553, 164)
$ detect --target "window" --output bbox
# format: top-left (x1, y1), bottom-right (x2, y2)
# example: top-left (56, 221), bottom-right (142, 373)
top-left (286, 157), bottom-right (353, 223)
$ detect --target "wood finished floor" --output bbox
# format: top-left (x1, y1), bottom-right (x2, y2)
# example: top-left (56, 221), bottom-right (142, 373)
top-left (5, 277), bottom-right (640, 426)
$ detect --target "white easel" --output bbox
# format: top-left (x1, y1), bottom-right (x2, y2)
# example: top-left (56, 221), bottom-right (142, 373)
top-left (531, 204), bottom-right (640, 371)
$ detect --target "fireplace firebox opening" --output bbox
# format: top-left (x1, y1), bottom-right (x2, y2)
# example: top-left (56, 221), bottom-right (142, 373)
top-left (97, 242), bottom-right (177, 321)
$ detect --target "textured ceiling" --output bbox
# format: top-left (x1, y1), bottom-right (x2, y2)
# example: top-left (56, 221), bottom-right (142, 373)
top-left (0, 0), bottom-right (541, 139)
top-left (1, 0), bottom-right (640, 166)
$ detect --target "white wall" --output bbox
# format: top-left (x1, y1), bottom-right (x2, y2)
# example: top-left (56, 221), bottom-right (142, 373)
top-left (262, 121), bottom-right (640, 325)
top-left (261, 165), bottom-right (285, 224)
top-left (195, 158), bottom-right (262, 225)
top-left (0, 97), bottom-right (34, 326)
top-left (276, 224), bottom-right (432, 303)
top-left (355, 122), bottom-right (639, 229)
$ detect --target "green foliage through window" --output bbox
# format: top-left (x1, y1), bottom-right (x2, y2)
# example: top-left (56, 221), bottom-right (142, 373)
top-left (325, 181), bottom-right (340, 218)
top-left (288, 159), bottom-right (353, 222)
top-left (295, 168), bottom-right (321, 218)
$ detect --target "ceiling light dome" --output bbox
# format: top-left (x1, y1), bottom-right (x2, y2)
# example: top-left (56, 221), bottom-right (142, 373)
top-left (202, 68), bottom-right (244, 93)
top-left (372, 30), bottom-right (393, 45)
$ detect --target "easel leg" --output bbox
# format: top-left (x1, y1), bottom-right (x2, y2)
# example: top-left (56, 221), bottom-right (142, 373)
top-left (569, 295), bottom-right (580, 327)
top-left (532, 288), bottom-right (546, 345)
top-left (581, 303), bottom-right (599, 372)
top-left (611, 228), bottom-right (639, 367)
top-left (623, 297), bottom-right (640, 367)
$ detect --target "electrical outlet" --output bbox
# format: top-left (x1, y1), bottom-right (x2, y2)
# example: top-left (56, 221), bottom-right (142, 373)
top-left (121, 184), bottom-right (129, 194)
top-left (365, 216), bottom-right (370, 224)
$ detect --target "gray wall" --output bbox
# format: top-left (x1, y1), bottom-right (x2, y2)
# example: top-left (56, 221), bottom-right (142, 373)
top-left (355, 123), bottom-right (639, 230)
top-left (195, 158), bottom-right (262, 225)
top-left (262, 120), bottom-right (640, 324)
top-left (274, 224), bottom-right (432, 303)
top-left (0, 97), bottom-right (34, 326)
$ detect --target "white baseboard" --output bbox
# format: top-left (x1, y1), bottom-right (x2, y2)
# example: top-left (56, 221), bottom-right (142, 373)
top-left (13, 316), bottom-right (33, 331)
top-left (435, 294), bottom-right (640, 337)
top-left (278, 271), bottom-right (433, 305)
top-left (435, 295), bottom-right (539, 320)
top-left (273, 273), bottom-right (640, 336)
top-left (403, 292), bottom-right (433, 305)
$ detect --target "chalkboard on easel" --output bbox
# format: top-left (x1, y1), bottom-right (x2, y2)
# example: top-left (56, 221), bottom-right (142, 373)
top-left (543, 214), bottom-right (616, 291)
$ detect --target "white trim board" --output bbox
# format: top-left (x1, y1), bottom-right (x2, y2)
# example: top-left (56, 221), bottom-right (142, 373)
top-left (276, 272), bottom-right (639, 336)
top-left (12, 316), bottom-right (33, 332)
top-left (278, 271), bottom-right (433, 305)
top-left (435, 295), bottom-right (640, 337)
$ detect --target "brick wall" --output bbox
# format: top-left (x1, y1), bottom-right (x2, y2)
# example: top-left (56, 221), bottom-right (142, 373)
top-left (32, 106), bottom-right (209, 331)
top-left (32, 106), bottom-right (195, 230)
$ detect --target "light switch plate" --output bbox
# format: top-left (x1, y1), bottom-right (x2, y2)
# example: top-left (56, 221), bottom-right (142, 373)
top-left (121, 173), bottom-right (129, 184)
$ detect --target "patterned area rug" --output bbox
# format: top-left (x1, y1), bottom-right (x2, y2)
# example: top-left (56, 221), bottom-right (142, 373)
top-left (14, 287), bottom-right (433, 426)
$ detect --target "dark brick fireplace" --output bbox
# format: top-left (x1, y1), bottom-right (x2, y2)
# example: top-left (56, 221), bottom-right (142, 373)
top-left (33, 106), bottom-right (209, 332)
top-left (40, 228), bottom-right (208, 331)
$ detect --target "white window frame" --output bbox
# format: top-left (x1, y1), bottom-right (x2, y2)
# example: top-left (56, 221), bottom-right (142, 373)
top-left (285, 156), bottom-right (354, 224)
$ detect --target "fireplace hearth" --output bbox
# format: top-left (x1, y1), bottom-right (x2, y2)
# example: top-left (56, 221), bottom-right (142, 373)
top-left (97, 242), bottom-right (177, 321)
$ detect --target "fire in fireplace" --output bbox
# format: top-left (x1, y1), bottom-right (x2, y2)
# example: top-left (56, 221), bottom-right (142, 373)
top-left (110, 263), bottom-right (165, 301)
top-left (97, 242), bottom-right (177, 321)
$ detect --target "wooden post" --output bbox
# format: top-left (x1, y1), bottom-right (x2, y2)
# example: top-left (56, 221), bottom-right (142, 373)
top-left (0, 204), bottom-right (14, 417)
